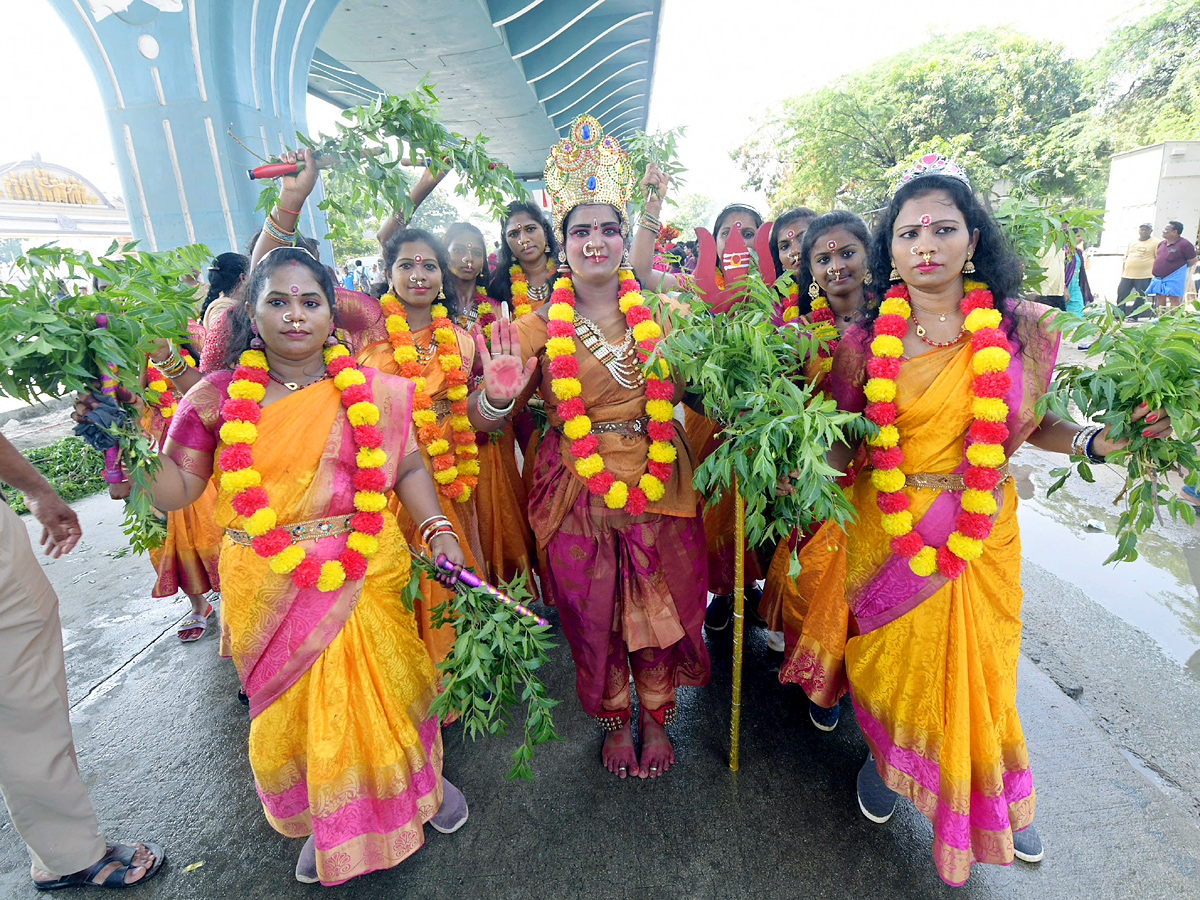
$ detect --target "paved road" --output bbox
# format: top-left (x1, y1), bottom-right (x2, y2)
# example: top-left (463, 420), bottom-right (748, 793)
top-left (1, 494), bottom-right (1198, 899)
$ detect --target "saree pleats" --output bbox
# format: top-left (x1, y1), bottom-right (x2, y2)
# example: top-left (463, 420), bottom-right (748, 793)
top-left (148, 480), bottom-right (221, 598)
top-left (684, 407), bottom-right (763, 595)
top-left (473, 422), bottom-right (538, 594)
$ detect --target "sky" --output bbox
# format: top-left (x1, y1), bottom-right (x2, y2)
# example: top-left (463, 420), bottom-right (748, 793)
top-left (0, 0), bottom-right (1146, 212)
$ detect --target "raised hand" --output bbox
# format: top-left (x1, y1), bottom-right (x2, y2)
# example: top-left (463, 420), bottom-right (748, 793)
top-left (640, 162), bottom-right (669, 210)
top-left (278, 147), bottom-right (327, 208)
top-left (475, 316), bottom-right (537, 404)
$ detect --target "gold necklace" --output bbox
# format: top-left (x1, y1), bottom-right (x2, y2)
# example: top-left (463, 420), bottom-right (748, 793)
top-left (572, 314), bottom-right (643, 389)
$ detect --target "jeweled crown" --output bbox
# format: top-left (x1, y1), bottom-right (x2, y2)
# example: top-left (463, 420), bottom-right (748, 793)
top-left (893, 153), bottom-right (972, 192)
top-left (543, 115), bottom-right (633, 243)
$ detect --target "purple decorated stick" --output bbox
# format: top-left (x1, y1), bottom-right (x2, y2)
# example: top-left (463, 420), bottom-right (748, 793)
top-left (93, 313), bottom-right (125, 484)
top-left (424, 551), bottom-right (550, 626)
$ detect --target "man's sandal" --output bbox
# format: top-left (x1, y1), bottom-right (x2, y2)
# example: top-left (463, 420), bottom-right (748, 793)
top-left (177, 602), bottom-right (213, 643)
top-left (34, 840), bottom-right (165, 890)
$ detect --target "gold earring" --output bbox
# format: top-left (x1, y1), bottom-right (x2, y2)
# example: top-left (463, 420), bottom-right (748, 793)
top-left (436, 286), bottom-right (445, 300)
top-left (889, 261), bottom-right (900, 282)
top-left (808, 280), bottom-right (821, 300)
top-left (863, 271), bottom-right (873, 286)
top-left (962, 254), bottom-right (976, 275)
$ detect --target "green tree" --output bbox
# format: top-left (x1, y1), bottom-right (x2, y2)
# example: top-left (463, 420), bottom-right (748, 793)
top-left (735, 28), bottom-right (1090, 211)
top-left (662, 192), bottom-right (716, 240)
top-left (321, 174), bottom-right (379, 262)
top-left (409, 186), bottom-right (460, 232)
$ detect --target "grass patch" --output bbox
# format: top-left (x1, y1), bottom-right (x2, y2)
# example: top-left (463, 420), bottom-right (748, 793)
top-left (1, 436), bottom-right (108, 514)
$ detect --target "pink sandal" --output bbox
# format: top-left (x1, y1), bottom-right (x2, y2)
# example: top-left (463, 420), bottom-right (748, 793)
top-left (177, 602), bottom-right (213, 642)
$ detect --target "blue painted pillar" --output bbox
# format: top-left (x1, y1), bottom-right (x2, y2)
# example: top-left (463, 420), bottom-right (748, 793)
top-left (47, 0), bottom-right (338, 256)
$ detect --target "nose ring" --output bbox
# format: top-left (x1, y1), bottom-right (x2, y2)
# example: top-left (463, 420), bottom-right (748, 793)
top-left (583, 240), bottom-right (602, 259)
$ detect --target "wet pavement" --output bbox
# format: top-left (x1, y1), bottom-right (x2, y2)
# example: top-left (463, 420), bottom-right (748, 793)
top-left (2, 493), bottom-right (1199, 899)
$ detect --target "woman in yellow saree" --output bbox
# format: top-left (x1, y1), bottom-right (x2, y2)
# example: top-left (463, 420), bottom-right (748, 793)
top-left (830, 157), bottom-right (1173, 885)
top-left (146, 245), bottom-right (529, 886)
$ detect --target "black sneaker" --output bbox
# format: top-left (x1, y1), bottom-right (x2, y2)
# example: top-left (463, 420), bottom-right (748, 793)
top-left (745, 584), bottom-right (768, 628)
top-left (857, 753), bottom-right (898, 823)
top-left (704, 593), bottom-right (733, 632)
top-left (1013, 824), bottom-right (1044, 863)
top-left (809, 699), bottom-right (840, 732)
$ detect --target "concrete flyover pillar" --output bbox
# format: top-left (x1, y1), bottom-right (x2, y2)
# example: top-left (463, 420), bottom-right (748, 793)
top-left (47, 0), bottom-right (339, 255)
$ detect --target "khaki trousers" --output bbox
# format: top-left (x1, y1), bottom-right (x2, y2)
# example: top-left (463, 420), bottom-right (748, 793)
top-left (0, 503), bottom-right (105, 874)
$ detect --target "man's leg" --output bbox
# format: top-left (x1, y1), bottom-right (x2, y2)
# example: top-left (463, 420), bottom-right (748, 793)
top-left (0, 505), bottom-right (106, 876)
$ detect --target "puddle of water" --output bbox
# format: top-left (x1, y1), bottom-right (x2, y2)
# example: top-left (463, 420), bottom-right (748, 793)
top-left (1011, 452), bottom-right (1200, 670)
top-left (1118, 747), bottom-right (1172, 796)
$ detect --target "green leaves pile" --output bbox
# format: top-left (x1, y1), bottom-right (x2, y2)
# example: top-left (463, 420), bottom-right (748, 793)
top-left (0, 240), bottom-right (211, 549)
top-left (1040, 302), bottom-right (1200, 563)
top-left (407, 558), bottom-right (560, 780)
top-left (253, 83), bottom-right (526, 237)
top-left (1, 437), bottom-right (107, 514)
top-left (652, 268), bottom-right (868, 561)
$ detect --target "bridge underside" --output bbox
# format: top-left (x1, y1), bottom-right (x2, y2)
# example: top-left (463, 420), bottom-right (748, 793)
top-left (310, 0), bottom-right (661, 179)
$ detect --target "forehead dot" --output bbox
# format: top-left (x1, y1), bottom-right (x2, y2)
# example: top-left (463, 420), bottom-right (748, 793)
top-left (786, 230), bottom-right (795, 238)
top-left (290, 284), bottom-right (299, 294)
top-left (414, 255), bottom-right (422, 262)
top-left (920, 214), bottom-right (931, 226)
top-left (734, 221), bottom-right (742, 229)
top-left (828, 240), bottom-right (837, 250)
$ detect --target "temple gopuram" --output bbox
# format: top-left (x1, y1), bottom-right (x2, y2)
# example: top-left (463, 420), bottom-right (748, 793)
top-left (0, 154), bottom-right (130, 251)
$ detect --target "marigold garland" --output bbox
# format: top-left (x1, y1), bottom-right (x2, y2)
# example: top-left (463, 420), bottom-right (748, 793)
top-left (864, 280), bottom-right (1012, 579)
top-left (509, 261), bottom-right (553, 319)
top-left (219, 345), bottom-right (385, 592)
top-left (808, 293), bottom-right (839, 373)
top-left (545, 268), bottom-right (676, 515)
top-left (381, 294), bottom-right (478, 501)
top-left (146, 351), bottom-right (197, 423)
top-left (779, 280), bottom-right (800, 324)
top-left (472, 286), bottom-right (496, 341)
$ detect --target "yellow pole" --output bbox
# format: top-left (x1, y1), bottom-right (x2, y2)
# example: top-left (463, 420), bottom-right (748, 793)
top-left (729, 477), bottom-right (746, 771)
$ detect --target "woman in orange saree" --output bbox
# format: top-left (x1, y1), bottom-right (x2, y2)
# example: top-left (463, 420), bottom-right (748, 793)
top-left (146, 245), bottom-right (528, 887)
top-left (630, 180), bottom-right (767, 631)
top-left (764, 210), bottom-right (871, 729)
top-left (442, 221), bottom-right (538, 596)
top-left (356, 226), bottom-right (488, 664)
top-left (831, 158), bottom-right (1173, 885)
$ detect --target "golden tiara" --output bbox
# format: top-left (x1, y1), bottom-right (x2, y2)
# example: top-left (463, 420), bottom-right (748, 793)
top-left (543, 115), bottom-right (633, 242)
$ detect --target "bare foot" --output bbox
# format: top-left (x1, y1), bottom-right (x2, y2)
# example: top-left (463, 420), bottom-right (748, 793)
top-left (638, 708), bottom-right (674, 779)
top-left (32, 842), bottom-right (157, 887)
top-left (601, 722), bottom-right (639, 778)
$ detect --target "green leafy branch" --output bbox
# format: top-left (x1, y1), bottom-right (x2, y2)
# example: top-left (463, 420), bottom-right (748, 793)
top-left (0, 240), bottom-right (211, 551)
top-left (625, 126), bottom-right (688, 216)
top-left (410, 558), bottom-right (560, 780)
top-left (1038, 301), bottom-right (1200, 563)
top-left (251, 83), bottom-right (527, 240)
top-left (650, 264), bottom-right (868, 559)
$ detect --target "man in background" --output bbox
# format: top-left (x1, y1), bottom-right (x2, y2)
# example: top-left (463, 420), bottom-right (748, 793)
top-left (1116, 223), bottom-right (1158, 317)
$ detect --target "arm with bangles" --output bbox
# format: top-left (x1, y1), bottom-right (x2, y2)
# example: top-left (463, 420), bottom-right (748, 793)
top-left (630, 163), bottom-right (680, 294)
top-left (465, 317), bottom-right (538, 433)
top-left (1026, 404), bottom-right (1171, 459)
top-left (250, 148), bottom-right (331, 267)
top-left (376, 164), bottom-right (448, 249)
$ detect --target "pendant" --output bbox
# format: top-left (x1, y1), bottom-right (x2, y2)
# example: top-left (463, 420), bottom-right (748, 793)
top-left (284, 382), bottom-right (299, 391)
top-left (915, 323), bottom-right (927, 338)
top-left (938, 312), bottom-right (947, 322)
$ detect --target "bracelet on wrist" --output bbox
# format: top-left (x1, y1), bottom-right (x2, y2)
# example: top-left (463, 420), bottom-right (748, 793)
top-left (478, 392), bottom-right (515, 422)
top-left (263, 213), bottom-right (296, 245)
top-left (276, 204), bottom-right (302, 217)
top-left (1084, 428), bottom-right (1107, 464)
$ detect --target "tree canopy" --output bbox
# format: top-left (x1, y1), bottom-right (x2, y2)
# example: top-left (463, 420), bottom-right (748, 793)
top-left (736, 4), bottom-right (1200, 214)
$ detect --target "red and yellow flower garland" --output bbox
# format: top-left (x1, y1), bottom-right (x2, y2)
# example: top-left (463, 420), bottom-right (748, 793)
top-left (219, 345), bottom-right (386, 593)
top-left (509, 261), bottom-right (552, 319)
top-left (808, 294), bottom-right (839, 373)
top-left (473, 286), bottom-right (496, 341)
top-left (779, 280), bottom-right (800, 324)
top-left (382, 295), bottom-right (478, 501)
top-left (864, 280), bottom-right (1011, 579)
top-left (146, 351), bottom-right (198, 422)
top-left (545, 268), bottom-right (677, 515)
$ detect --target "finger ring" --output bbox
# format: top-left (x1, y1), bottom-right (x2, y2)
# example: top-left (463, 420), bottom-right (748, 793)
top-left (618, 766), bottom-right (627, 773)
